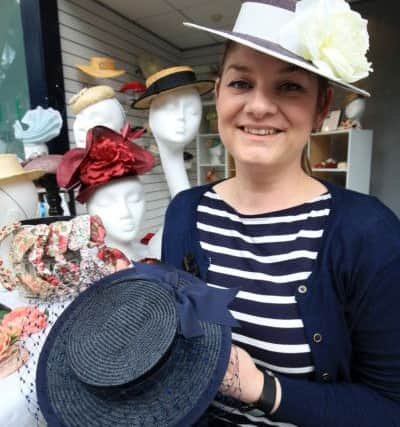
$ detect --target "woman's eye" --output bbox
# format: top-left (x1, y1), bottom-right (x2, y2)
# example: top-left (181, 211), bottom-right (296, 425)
top-left (228, 80), bottom-right (251, 90)
top-left (279, 82), bottom-right (304, 92)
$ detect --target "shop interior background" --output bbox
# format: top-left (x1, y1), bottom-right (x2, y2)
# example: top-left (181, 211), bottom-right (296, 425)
top-left (1, 0), bottom-right (398, 231)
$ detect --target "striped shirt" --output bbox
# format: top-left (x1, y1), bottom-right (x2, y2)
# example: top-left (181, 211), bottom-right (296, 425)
top-left (197, 189), bottom-right (332, 426)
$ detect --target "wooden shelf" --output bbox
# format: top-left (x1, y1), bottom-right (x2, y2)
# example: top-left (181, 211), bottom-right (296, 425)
top-left (308, 129), bottom-right (372, 194)
top-left (312, 168), bottom-right (347, 172)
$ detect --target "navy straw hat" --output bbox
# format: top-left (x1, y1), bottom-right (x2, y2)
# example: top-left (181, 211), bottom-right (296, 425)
top-left (36, 262), bottom-right (238, 427)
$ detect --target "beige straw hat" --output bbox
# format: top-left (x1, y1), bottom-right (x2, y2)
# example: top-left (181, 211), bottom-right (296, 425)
top-left (0, 154), bottom-right (45, 185)
top-left (68, 86), bottom-right (116, 115)
top-left (76, 57), bottom-right (126, 79)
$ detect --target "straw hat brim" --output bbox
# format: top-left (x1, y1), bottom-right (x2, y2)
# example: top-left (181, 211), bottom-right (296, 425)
top-left (132, 81), bottom-right (215, 110)
top-left (36, 264), bottom-right (231, 427)
top-left (184, 22), bottom-right (370, 98)
top-left (76, 65), bottom-right (126, 79)
top-left (0, 169), bottom-right (45, 185)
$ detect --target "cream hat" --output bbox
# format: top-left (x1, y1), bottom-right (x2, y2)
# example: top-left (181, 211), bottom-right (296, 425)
top-left (68, 86), bottom-right (116, 115)
top-left (0, 154), bottom-right (45, 185)
top-left (184, 0), bottom-right (372, 97)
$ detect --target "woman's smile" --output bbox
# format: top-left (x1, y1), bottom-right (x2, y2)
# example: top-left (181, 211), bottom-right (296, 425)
top-left (215, 44), bottom-right (324, 173)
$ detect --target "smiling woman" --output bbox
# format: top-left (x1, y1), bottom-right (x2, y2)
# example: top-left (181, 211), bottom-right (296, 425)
top-left (162, 1), bottom-right (400, 427)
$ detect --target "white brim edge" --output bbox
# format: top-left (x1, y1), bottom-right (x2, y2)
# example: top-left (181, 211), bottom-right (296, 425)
top-left (183, 22), bottom-right (370, 98)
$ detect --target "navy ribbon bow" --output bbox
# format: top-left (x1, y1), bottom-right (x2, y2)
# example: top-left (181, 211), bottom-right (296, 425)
top-left (164, 270), bottom-right (240, 338)
top-left (133, 262), bottom-right (240, 339)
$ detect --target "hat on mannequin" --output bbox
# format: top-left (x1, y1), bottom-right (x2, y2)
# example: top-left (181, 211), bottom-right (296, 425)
top-left (132, 66), bottom-right (214, 109)
top-left (68, 86), bottom-right (117, 115)
top-left (57, 125), bottom-right (154, 203)
top-left (0, 154), bottom-right (44, 185)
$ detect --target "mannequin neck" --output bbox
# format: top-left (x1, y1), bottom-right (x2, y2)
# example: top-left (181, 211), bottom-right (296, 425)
top-left (155, 136), bottom-right (190, 198)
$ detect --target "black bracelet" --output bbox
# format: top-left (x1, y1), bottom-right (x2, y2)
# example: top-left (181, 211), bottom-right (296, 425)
top-left (255, 371), bottom-right (276, 414)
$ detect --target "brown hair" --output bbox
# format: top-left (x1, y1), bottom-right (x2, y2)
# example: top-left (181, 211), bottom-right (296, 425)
top-left (219, 42), bottom-right (330, 175)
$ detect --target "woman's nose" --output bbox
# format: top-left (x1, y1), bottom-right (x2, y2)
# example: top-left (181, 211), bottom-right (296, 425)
top-left (244, 89), bottom-right (278, 118)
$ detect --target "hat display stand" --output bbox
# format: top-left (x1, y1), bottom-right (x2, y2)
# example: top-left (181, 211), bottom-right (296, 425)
top-left (86, 175), bottom-right (150, 262)
top-left (344, 95), bottom-right (367, 129)
top-left (133, 66), bottom-right (214, 259)
top-left (13, 106), bottom-right (63, 161)
top-left (57, 126), bottom-right (155, 262)
top-left (23, 155), bottom-right (67, 217)
top-left (68, 86), bottom-right (126, 149)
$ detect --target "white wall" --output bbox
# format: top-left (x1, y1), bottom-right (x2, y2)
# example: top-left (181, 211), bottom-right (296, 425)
top-left (57, 0), bottom-right (194, 235)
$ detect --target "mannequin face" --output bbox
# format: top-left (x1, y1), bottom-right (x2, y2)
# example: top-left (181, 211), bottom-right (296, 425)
top-left (0, 179), bottom-right (38, 228)
top-left (149, 87), bottom-right (202, 150)
top-left (87, 176), bottom-right (145, 243)
top-left (73, 98), bottom-right (126, 148)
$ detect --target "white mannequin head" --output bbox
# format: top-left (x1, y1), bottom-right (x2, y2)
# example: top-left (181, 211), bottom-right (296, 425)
top-left (86, 176), bottom-right (145, 258)
top-left (149, 86), bottom-right (202, 151)
top-left (209, 143), bottom-right (223, 165)
top-left (345, 97), bottom-right (366, 121)
top-left (0, 179), bottom-right (38, 228)
top-left (0, 179), bottom-right (38, 270)
top-left (73, 98), bottom-right (126, 148)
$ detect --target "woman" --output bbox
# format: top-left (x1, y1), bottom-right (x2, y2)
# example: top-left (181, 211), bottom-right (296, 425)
top-left (162, 1), bottom-right (400, 426)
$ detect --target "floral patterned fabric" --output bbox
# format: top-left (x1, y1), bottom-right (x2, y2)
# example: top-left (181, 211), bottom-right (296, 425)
top-left (0, 215), bottom-right (130, 299)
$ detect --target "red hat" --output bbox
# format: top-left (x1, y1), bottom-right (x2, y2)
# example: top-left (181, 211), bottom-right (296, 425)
top-left (57, 125), bottom-right (154, 203)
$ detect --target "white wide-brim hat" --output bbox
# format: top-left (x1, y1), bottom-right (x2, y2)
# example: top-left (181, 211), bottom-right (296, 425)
top-left (184, 0), bottom-right (371, 97)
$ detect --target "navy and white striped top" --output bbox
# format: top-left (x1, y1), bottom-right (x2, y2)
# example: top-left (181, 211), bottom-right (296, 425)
top-left (197, 189), bottom-right (332, 426)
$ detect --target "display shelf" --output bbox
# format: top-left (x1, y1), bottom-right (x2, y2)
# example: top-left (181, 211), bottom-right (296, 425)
top-left (196, 99), bottom-right (236, 185)
top-left (311, 168), bottom-right (348, 172)
top-left (308, 128), bottom-right (373, 194)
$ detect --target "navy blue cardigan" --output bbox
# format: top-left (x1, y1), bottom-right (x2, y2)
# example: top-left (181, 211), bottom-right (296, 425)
top-left (161, 180), bottom-right (400, 427)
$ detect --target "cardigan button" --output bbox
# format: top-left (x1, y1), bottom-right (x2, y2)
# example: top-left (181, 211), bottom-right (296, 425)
top-left (298, 285), bottom-right (307, 294)
top-left (313, 333), bottom-right (323, 343)
top-left (321, 372), bottom-right (331, 383)
top-left (321, 372), bottom-right (331, 382)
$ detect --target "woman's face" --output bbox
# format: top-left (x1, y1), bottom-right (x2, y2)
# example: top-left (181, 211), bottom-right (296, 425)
top-left (215, 44), bottom-right (330, 174)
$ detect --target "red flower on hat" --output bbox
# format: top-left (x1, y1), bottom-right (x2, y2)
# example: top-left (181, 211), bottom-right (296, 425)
top-left (56, 125), bottom-right (154, 203)
top-left (80, 136), bottom-right (136, 187)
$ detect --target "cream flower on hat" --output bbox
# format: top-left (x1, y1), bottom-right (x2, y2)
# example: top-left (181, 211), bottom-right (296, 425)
top-left (279, 0), bottom-right (373, 83)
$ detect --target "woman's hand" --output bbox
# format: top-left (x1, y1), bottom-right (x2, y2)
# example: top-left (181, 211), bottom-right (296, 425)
top-left (219, 345), bottom-right (264, 403)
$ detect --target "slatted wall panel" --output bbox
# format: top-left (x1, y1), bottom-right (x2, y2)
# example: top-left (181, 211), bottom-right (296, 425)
top-left (181, 44), bottom-right (224, 81)
top-left (57, 0), bottom-right (181, 235)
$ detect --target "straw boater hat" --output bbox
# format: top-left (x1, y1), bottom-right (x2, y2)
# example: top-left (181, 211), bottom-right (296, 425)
top-left (36, 262), bottom-right (238, 427)
top-left (184, 0), bottom-right (372, 97)
top-left (68, 86), bottom-right (116, 115)
top-left (76, 57), bottom-right (126, 79)
top-left (0, 154), bottom-right (45, 185)
top-left (132, 66), bottom-right (215, 109)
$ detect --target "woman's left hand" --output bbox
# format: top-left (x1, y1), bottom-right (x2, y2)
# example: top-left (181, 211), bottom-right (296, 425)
top-left (219, 345), bottom-right (264, 404)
